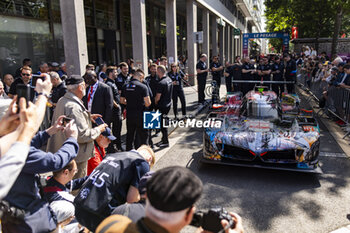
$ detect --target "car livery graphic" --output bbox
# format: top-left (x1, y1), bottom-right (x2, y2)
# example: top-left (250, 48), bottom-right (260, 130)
top-left (202, 86), bottom-right (321, 173)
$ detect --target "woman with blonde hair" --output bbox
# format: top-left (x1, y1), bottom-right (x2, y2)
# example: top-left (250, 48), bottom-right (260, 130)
top-left (168, 63), bottom-right (186, 119)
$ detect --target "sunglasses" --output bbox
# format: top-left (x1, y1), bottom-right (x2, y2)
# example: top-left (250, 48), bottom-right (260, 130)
top-left (21, 73), bottom-right (31, 76)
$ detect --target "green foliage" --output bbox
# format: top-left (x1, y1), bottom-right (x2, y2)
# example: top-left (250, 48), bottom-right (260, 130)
top-left (264, 0), bottom-right (350, 52)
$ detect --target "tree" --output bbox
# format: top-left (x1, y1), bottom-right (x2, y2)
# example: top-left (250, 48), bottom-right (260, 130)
top-left (330, 0), bottom-right (350, 59)
top-left (264, 0), bottom-right (349, 56)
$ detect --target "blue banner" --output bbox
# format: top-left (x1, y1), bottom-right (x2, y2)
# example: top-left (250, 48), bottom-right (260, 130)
top-left (243, 32), bottom-right (289, 39)
top-left (243, 32), bottom-right (290, 57)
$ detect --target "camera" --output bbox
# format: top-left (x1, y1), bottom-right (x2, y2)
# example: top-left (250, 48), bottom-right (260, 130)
top-left (95, 117), bottom-right (105, 126)
top-left (31, 74), bottom-right (45, 87)
top-left (16, 84), bottom-right (33, 113)
top-left (190, 207), bottom-right (235, 233)
top-left (62, 117), bottom-right (73, 127)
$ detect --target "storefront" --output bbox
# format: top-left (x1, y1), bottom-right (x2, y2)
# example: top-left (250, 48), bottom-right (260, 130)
top-left (0, 0), bottom-right (188, 76)
top-left (0, 0), bottom-right (251, 77)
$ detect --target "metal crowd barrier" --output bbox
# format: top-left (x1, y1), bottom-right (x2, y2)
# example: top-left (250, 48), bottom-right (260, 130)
top-left (231, 80), bottom-right (295, 84)
top-left (231, 80), bottom-right (294, 92)
top-left (296, 69), bottom-right (350, 140)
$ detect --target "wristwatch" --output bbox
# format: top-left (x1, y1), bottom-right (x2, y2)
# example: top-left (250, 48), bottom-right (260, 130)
top-left (37, 92), bottom-right (50, 99)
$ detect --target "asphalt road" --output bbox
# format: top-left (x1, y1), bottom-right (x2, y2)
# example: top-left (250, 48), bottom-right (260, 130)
top-left (153, 91), bottom-right (350, 233)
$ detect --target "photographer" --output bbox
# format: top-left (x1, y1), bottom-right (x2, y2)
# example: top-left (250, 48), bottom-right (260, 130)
top-left (47, 75), bottom-right (107, 179)
top-left (0, 74), bottom-right (52, 200)
top-left (97, 166), bottom-right (244, 233)
top-left (1, 116), bottom-right (79, 233)
top-left (0, 98), bottom-right (38, 200)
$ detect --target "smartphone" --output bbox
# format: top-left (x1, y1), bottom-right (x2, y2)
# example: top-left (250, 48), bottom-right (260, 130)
top-left (62, 117), bottom-right (73, 127)
top-left (31, 74), bottom-right (45, 87)
top-left (16, 84), bottom-right (32, 113)
top-left (95, 117), bottom-right (104, 125)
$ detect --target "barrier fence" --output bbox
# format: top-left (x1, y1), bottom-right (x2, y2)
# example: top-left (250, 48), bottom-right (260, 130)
top-left (296, 71), bottom-right (350, 139)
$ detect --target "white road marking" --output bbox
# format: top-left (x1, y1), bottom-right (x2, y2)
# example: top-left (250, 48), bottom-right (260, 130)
top-left (319, 152), bottom-right (348, 158)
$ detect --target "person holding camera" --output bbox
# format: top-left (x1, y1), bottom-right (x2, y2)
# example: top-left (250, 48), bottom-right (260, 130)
top-left (47, 75), bottom-right (107, 179)
top-left (96, 166), bottom-right (244, 233)
top-left (0, 98), bottom-right (38, 200)
top-left (1, 115), bottom-right (79, 233)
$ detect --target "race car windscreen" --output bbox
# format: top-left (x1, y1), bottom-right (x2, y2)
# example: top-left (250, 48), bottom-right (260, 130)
top-left (246, 101), bottom-right (279, 119)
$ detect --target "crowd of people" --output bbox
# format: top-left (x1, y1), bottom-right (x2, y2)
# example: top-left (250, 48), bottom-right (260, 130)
top-left (3, 48), bottom-right (348, 232)
top-left (294, 50), bottom-right (350, 125)
top-left (0, 57), bottom-right (244, 233)
top-left (195, 52), bottom-right (298, 102)
top-left (0, 57), bottom-right (190, 152)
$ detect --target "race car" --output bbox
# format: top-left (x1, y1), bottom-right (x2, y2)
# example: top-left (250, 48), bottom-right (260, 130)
top-left (203, 87), bottom-right (321, 173)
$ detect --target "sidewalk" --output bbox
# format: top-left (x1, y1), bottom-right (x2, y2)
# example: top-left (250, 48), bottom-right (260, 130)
top-left (296, 86), bottom-right (350, 157)
top-left (297, 87), bottom-right (350, 233)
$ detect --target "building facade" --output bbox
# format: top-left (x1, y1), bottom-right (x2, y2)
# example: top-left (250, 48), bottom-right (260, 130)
top-left (0, 0), bottom-right (264, 79)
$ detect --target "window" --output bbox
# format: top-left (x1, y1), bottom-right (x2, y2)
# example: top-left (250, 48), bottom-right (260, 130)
top-left (95, 0), bottom-right (117, 29)
top-left (84, 0), bottom-right (94, 26)
top-left (0, 0), bottom-right (48, 19)
top-left (0, 15), bottom-right (53, 75)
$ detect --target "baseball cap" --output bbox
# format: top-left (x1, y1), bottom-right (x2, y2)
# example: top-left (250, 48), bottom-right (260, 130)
top-left (138, 171), bottom-right (154, 195)
top-left (101, 127), bottom-right (116, 141)
top-left (146, 166), bottom-right (203, 212)
top-left (323, 61), bottom-right (330, 66)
